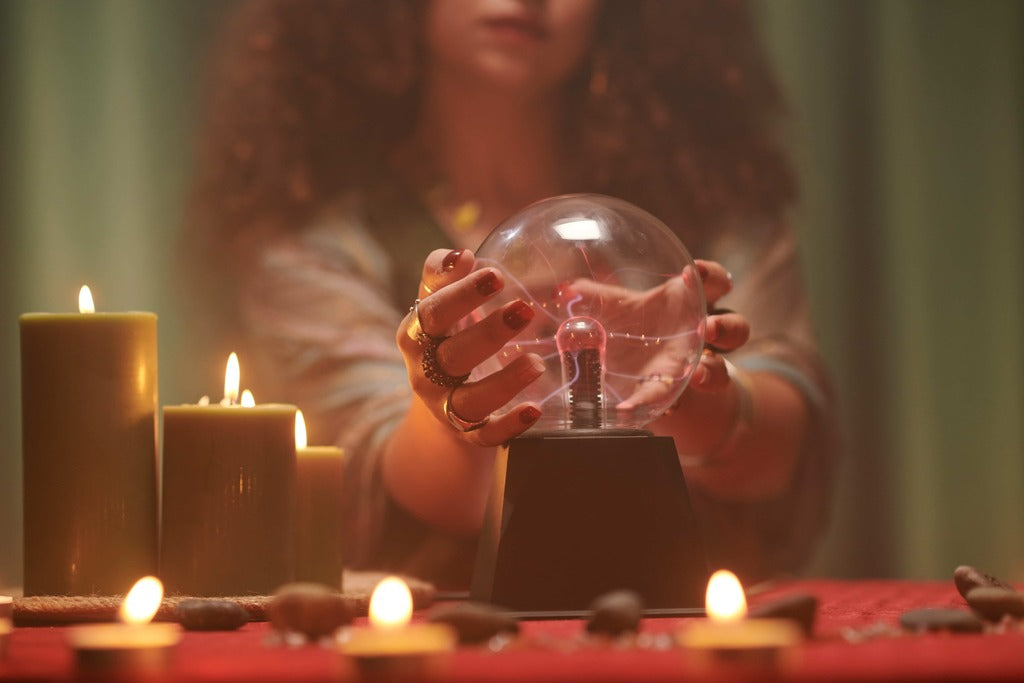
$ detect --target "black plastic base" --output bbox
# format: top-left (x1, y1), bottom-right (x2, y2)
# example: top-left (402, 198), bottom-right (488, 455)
top-left (470, 431), bottom-right (709, 615)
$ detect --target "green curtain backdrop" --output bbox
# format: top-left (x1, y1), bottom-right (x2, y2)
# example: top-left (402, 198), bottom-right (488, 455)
top-left (1, 0), bottom-right (1021, 590)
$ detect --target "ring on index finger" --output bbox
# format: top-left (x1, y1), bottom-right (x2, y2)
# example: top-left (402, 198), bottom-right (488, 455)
top-left (407, 299), bottom-right (430, 342)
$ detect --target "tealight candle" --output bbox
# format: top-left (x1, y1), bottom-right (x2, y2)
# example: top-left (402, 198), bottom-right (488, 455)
top-left (294, 410), bottom-right (345, 586)
top-left (161, 353), bottom-right (297, 596)
top-left (0, 616), bottom-right (10, 660)
top-left (20, 285), bottom-right (158, 596)
top-left (678, 570), bottom-right (802, 666)
top-left (68, 576), bottom-right (181, 675)
top-left (339, 576), bottom-right (456, 678)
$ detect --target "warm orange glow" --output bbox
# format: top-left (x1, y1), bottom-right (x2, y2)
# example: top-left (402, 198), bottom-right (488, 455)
top-left (223, 353), bottom-right (240, 405)
top-left (78, 286), bottom-right (95, 314)
top-left (119, 576), bottom-right (163, 625)
top-left (706, 569), bottom-right (747, 622)
top-left (368, 576), bottom-right (412, 629)
top-left (240, 389), bottom-right (256, 408)
top-left (295, 410), bottom-right (308, 449)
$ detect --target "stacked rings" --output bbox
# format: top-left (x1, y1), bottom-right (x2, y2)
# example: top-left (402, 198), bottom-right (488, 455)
top-left (409, 299), bottom-right (471, 388)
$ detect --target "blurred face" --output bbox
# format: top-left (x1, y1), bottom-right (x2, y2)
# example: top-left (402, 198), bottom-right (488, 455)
top-left (425, 0), bottom-right (601, 95)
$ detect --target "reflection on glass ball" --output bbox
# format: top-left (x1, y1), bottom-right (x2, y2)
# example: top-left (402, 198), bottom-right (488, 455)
top-left (466, 194), bottom-right (706, 432)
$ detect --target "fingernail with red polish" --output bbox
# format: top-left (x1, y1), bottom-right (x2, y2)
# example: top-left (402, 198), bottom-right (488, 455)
top-left (550, 280), bottom-right (571, 300)
top-left (705, 318), bottom-right (718, 342)
top-left (503, 301), bottom-right (534, 330)
top-left (519, 406), bottom-right (542, 425)
top-left (475, 271), bottom-right (500, 296)
top-left (696, 262), bottom-right (710, 280)
top-left (442, 249), bottom-right (464, 272)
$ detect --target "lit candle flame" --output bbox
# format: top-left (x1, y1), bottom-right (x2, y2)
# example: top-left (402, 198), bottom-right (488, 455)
top-left (78, 286), bottom-right (95, 314)
top-left (295, 410), bottom-right (308, 449)
top-left (223, 352), bottom-right (240, 405)
top-left (240, 389), bottom-right (256, 407)
top-left (119, 576), bottom-right (163, 625)
top-left (368, 576), bottom-right (412, 629)
top-left (706, 569), bottom-right (747, 622)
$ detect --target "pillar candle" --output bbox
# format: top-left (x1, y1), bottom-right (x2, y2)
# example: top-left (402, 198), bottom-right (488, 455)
top-left (19, 286), bottom-right (158, 596)
top-left (293, 410), bottom-right (345, 587)
top-left (160, 354), bottom-right (296, 596)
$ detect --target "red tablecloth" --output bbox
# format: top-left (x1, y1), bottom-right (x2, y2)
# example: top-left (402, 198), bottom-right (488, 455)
top-left (3, 580), bottom-right (1022, 682)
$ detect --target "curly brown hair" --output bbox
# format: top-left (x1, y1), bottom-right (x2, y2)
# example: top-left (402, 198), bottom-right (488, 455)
top-left (187, 0), bottom-right (796, 257)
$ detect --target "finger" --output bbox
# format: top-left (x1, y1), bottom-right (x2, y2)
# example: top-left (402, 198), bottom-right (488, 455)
top-left (448, 353), bottom-right (546, 423)
top-left (420, 248), bottom-right (475, 299)
top-left (435, 300), bottom-right (536, 377)
top-left (462, 402), bottom-right (544, 447)
top-left (559, 277), bottom-right (631, 303)
top-left (704, 312), bottom-right (749, 353)
top-left (616, 374), bottom-right (680, 411)
top-left (415, 267), bottom-right (504, 337)
top-left (688, 351), bottom-right (730, 393)
top-left (693, 259), bottom-right (733, 304)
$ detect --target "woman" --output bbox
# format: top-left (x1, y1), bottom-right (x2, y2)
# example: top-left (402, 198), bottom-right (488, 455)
top-left (187, 0), bottom-right (838, 587)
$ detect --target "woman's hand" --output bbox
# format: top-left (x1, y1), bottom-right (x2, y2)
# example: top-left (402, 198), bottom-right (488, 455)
top-left (655, 259), bottom-right (753, 462)
top-left (561, 259), bottom-right (749, 415)
top-left (686, 259), bottom-right (750, 391)
top-left (396, 248), bottom-right (546, 447)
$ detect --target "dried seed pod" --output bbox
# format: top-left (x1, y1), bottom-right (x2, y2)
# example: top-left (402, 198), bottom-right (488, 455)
top-left (953, 565), bottom-right (1015, 600)
top-left (177, 599), bottom-right (250, 631)
top-left (965, 587), bottom-right (1024, 622)
top-left (268, 583), bottom-right (352, 640)
top-left (586, 590), bottom-right (643, 637)
top-left (427, 602), bottom-right (519, 645)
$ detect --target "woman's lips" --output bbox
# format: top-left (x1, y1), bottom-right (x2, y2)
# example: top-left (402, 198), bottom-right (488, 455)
top-left (481, 16), bottom-right (548, 42)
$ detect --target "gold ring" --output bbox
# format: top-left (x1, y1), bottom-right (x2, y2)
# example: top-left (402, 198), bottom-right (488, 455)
top-left (443, 389), bottom-right (489, 432)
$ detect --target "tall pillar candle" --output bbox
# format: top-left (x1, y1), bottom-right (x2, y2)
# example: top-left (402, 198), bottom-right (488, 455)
top-left (160, 354), bottom-right (297, 596)
top-left (294, 410), bottom-right (345, 587)
top-left (19, 286), bottom-right (158, 596)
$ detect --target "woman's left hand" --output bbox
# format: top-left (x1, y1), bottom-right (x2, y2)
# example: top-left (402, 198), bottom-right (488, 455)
top-left (686, 259), bottom-right (750, 391)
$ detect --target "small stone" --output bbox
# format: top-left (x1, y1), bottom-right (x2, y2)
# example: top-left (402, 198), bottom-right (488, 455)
top-left (586, 590), bottom-right (643, 637)
top-left (177, 599), bottom-right (249, 631)
top-left (899, 607), bottom-right (983, 634)
top-left (426, 602), bottom-right (519, 645)
top-left (267, 583), bottom-right (352, 640)
top-left (965, 586), bottom-right (1024, 622)
top-left (953, 565), bottom-right (1015, 600)
top-left (748, 593), bottom-right (818, 636)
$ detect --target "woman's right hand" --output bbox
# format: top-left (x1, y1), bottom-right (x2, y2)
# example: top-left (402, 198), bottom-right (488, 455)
top-left (396, 248), bottom-right (546, 447)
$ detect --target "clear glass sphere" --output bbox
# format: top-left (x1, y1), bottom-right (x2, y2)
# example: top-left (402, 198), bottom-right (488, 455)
top-left (466, 194), bottom-right (706, 432)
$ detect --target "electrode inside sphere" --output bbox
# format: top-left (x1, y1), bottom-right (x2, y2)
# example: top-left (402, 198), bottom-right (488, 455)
top-left (462, 194), bottom-right (707, 432)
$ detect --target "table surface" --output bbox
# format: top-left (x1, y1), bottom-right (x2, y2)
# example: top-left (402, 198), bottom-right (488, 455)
top-left (2, 579), bottom-right (1022, 682)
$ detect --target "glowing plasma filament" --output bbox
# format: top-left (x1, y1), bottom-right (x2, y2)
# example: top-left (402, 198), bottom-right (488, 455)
top-left (555, 316), bottom-right (607, 429)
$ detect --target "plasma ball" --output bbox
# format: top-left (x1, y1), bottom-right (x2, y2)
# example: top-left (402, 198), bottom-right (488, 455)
top-left (555, 316), bottom-right (607, 429)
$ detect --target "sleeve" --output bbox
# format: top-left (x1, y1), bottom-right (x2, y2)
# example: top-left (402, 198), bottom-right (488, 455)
top-left (236, 205), bottom-right (417, 574)
top-left (688, 219), bottom-right (842, 583)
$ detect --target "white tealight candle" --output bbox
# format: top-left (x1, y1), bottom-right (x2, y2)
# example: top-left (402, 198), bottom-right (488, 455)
top-left (68, 577), bottom-right (181, 674)
top-left (678, 570), bottom-right (802, 667)
top-left (339, 577), bottom-right (455, 677)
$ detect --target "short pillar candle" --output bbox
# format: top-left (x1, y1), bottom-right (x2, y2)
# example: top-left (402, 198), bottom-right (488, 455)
top-left (294, 410), bottom-right (345, 587)
top-left (160, 354), bottom-right (297, 596)
top-left (20, 286), bottom-right (158, 596)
